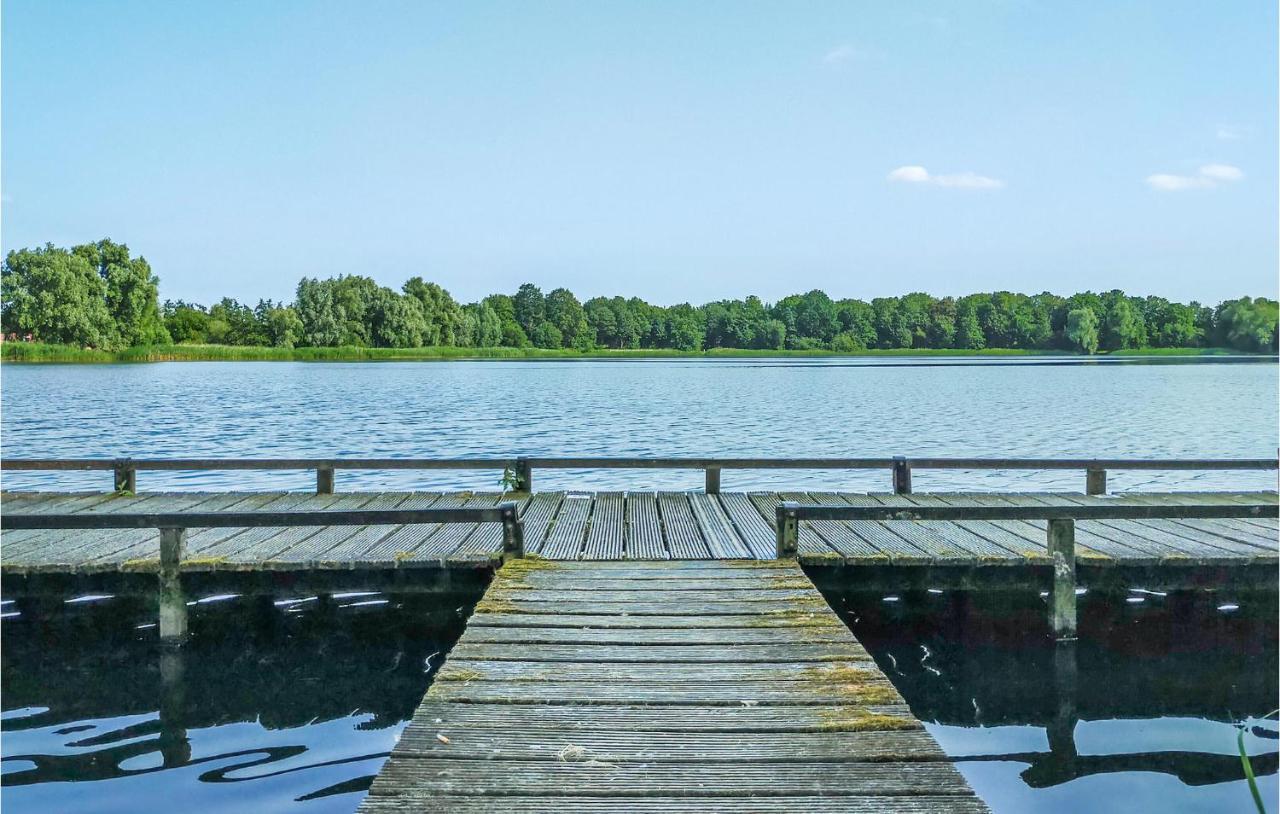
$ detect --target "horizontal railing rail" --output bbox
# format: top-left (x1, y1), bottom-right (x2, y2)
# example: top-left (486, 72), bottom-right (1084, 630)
top-left (3, 455), bottom-right (1275, 495)
top-left (1, 505), bottom-right (524, 642)
top-left (774, 500), bottom-right (1279, 639)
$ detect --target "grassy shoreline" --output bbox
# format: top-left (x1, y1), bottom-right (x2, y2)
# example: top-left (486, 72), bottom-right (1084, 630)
top-left (0, 342), bottom-right (1266, 364)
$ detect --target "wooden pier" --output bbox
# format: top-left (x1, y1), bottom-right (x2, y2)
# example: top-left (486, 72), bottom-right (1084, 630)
top-left (2, 456), bottom-right (1276, 812)
top-left (358, 558), bottom-right (990, 813)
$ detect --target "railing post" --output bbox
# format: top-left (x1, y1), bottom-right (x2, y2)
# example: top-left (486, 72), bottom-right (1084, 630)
top-left (499, 503), bottom-right (524, 562)
top-left (158, 527), bottom-right (188, 643)
top-left (1047, 518), bottom-right (1077, 640)
top-left (114, 459), bottom-right (136, 493)
top-left (316, 466), bottom-right (335, 494)
top-left (776, 502), bottom-right (799, 559)
top-left (1085, 468), bottom-right (1107, 496)
top-left (705, 466), bottom-right (721, 494)
top-left (892, 456), bottom-right (912, 495)
top-left (514, 457), bottom-right (532, 493)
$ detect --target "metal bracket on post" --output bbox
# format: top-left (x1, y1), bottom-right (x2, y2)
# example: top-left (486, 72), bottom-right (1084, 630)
top-left (1047, 518), bottom-right (1077, 640)
top-left (705, 467), bottom-right (721, 494)
top-left (316, 466), bottom-right (335, 495)
top-left (114, 458), bottom-right (136, 493)
top-left (1085, 468), bottom-right (1107, 496)
top-left (514, 457), bottom-right (532, 493)
top-left (776, 501), bottom-right (799, 559)
top-left (892, 456), bottom-right (912, 495)
top-left (158, 527), bottom-right (188, 643)
top-left (499, 503), bottom-right (524, 563)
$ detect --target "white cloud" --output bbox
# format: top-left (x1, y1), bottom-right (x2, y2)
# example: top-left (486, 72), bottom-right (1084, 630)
top-left (823, 44), bottom-right (865, 65)
top-left (1216, 125), bottom-right (1247, 141)
top-left (887, 165), bottom-right (1004, 189)
top-left (1145, 163), bottom-right (1243, 191)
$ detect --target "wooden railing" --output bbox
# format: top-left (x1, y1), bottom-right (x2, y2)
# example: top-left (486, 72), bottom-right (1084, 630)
top-left (3, 456), bottom-right (1275, 495)
top-left (774, 501), bottom-right (1279, 639)
top-left (0, 505), bottom-right (524, 641)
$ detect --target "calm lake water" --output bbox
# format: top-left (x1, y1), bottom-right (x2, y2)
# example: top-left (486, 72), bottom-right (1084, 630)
top-left (2, 585), bottom-right (1274, 813)
top-left (817, 584), bottom-right (1279, 814)
top-left (1, 357), bottom-right (1276, 492)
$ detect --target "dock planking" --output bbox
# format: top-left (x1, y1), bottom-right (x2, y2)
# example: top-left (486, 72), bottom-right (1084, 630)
top-left (357, 559), bottom-right (991, 813)
top-left (2, 490), bottom-right (1276, 575)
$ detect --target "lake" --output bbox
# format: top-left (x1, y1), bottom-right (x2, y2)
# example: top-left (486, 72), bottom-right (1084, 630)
top-left (1, 356), bottom-right (1276, 492)
top-left (2, 584), bottom-right (1274, 813)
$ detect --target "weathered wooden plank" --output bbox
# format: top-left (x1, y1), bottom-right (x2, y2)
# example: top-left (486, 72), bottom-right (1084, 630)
top-left (688, 494), bottom-right (753, 559)
top-left (359, 796), bottom-right (990, 813)
top-left (624, 492), bottom-right (668, 559)
top-left (484, 588), bottom-right (819, 604)
top-left (476, 599), bottom-right (830, 616)
top-left (540, 494), bottom-right (591, 559)
top-left (582, 491), bottom-right (624, 560)
top-left (436, 660), bottom-right (877, 683)
top-left (715, 492), bottom-right (777, 559)
top-left (407, 701), bottom-right (914, 731)
top-left (448, 642), bottom-right (871, 663)
top-left (460, 626), bottom-right (856, 645)
top-left (367, 760), bottom-right (964, 797)
top-left (520, 492), bottom-right (564, 555)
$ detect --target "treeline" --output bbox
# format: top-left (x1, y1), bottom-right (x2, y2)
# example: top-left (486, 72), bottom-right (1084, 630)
top-left (3, 239), bottom-right (1278, 354)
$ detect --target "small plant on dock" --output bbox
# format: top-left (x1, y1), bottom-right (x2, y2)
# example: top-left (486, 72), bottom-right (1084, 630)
top-left (499, 466), bottom-right (522, 492)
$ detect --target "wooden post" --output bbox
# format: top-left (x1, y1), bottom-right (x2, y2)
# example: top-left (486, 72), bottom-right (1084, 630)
top-left (499, 503), bottom-right (524, 562)
top-left (515, 457), bottom-right (532, 493)
top-left (776, 501), bottom-right (799, 559)
top-left (705, 467), bottom-right (721, 494)
top-left (316, 466), bottom-right (335, 495)
top-left (1047, 518), bottom-right (1077, 640)
top-left (892, 456), bottom-right (912, 495)
top-left (1085, 468), bottom-right (1106, 495)
top-left (158, 527), bottom-right (188, 642)
top-left (113, 460), bottom-right (136, 493)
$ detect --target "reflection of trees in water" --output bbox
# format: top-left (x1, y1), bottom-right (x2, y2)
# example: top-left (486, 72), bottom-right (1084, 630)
top-left (819, 586), bottom-right (1279, 787)
top-left (1, 591), bottom-right (479, 790)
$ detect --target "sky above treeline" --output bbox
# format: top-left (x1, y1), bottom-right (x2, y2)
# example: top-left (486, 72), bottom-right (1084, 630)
top-left (2, 1), bottom-right (1276, 307)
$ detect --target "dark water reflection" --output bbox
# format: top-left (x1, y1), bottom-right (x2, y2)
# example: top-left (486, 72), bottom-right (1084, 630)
top-left (1, 590), bottom-right (483, 813)
top-left (814, 581), bottom-right (1279, 813)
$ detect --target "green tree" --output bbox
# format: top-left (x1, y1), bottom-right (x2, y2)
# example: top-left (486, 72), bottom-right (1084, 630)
top-left (2, 244), bottom-right (118, 347)
top-left (530, 321), bottom-right (564, 349)
top-left (545, 287), bottom-right (586, 348)
top-left (1065, 307), bottom-right (1100, 354)
top-left (264, 305), bottom-right (303, 348)
top-left (73, 239), bottom-right (170, 345)
top-left (296, 278), bottom-right (344, 347)
top-left (513, 283), bottom-right (546, 336)
top-left (370, 289), bottom-right (427, 348)
top-left (163, 300), bottom-right (210, 344)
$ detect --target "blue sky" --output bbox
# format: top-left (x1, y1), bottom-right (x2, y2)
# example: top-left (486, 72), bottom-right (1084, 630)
top-left (3, 1), bottom-right (1276, 306)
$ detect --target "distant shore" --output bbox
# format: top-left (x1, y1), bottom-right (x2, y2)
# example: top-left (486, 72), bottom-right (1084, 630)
top-left (1, 342), bottom-right (1268, 364)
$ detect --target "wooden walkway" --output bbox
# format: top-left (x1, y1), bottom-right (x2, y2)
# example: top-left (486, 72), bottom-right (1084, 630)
top-left (2, 490), bottom-right (1276, 573)
top-left (358, 559), bottom-right (990, 813)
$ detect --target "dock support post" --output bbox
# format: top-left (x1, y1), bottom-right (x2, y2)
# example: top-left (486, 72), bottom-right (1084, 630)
top-left (316, 466), bottom-right (335, 494)
top-left (1085, 468), bottom-right (1106, 495)
top-left (705, 467), bottom-right (721, 494)
top-left (892, 456), bottom-right (912, 495)
top-left (500, 503), bottom-right (524, 563)
top-left (1047, 518), bottom-right (1077, 640)
top-left (158, 527), bottom-right (188, 643)
top-left (515, 457), bottom-right (532, 493)
top-left (114, 459), bottom-right (136, 493)
top-left (776, 502), bottom-right (799, 559)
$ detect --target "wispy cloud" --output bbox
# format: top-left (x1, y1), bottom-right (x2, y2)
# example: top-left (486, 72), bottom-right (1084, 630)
top-left (1216, 125), bottom-right (1248, 141)
top-left (822, 43), bottom-right (867, 65)
top-left (1145, 163), bottom-right (1243, 191)
top-left (887, 165), bottom-right (1004, 189)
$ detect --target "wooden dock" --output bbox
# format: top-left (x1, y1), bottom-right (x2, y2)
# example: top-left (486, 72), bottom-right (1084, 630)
top-left (2, 490), bottom-right (1275, 574)
top-left (357, 558), bottom-right (990, 813)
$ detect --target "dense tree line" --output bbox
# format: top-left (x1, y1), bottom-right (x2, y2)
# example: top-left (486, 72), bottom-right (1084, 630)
top-left (3, 240), bottom-right (1277, 354)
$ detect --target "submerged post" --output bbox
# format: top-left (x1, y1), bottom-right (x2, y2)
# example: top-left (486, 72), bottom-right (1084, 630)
top-left (316, 466), bottom-right (335, 494)
top-left (1085, 468), bottom-right (1107, 495)
top-left (1047, 518), bottom-right (1077, 639)
top-left (113, 459), bottom-right (136, 493)
top-left (776, 501), bottom-right (799, 559)
top-left (158, 527), bottom-right (188, 642)
top-left (705, 466), bottom-right (721, 494)
top-left (500, 503), bottom-right (524, 562)
top-left (514, 457), bottom-right (532, 493)
top-left (892, 456), bottom-right (912, 495)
